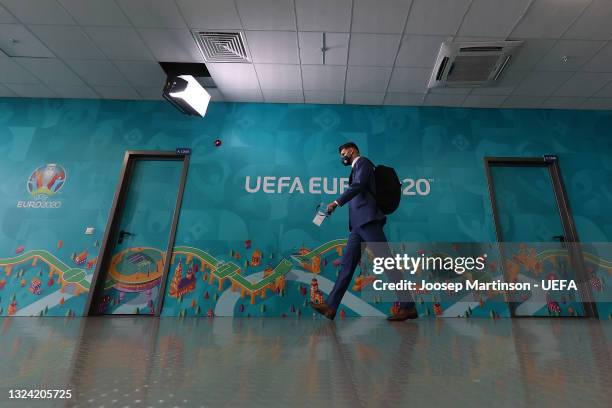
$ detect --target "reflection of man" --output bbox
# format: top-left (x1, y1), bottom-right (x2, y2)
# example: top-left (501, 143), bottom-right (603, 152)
top-left (311, 142), bottom-right (418, 321)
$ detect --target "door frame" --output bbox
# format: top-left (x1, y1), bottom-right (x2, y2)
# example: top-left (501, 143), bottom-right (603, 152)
top-left (84, 150), bottom-right (190, 316)
top-left (484, 156), bottom-right (597, 318)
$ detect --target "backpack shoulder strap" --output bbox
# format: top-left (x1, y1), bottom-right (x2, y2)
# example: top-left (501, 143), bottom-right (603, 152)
top-left (361, 157), bottom-right (376, 168)
top-left (359, 157), bottom-right (377, 198)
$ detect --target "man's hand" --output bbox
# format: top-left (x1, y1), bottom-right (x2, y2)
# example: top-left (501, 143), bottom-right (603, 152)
top-left (326, 201), bottom-right (338, 215)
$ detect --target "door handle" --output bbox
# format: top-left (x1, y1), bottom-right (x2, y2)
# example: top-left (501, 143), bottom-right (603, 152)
top-left (552, 235), bottom-right (565, 242)
top-left (118, 230), bottom-right (134, 244)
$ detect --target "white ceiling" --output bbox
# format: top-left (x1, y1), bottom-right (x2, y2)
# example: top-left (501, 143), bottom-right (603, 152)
top-left (0, 0), bottom-right (612, 110)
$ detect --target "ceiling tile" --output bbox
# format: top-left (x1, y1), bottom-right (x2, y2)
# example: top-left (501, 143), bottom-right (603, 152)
top-left (512, 71), bottom-right (573, 96)
top-left (462, 94), bottom-right (507, 108)
top-left (453, 36), bottom-right (506, 43)
top-left (301, 65), bottom-right (345, 90)
top-left (94, 85), bottom-right (140, 99)
top-left (295, 0), bottom-right (351, 32)
top-left (207, 63), bottom-right (260, 90)
top-left (0, 24), bottom-right (53, 57)
top-left (429, 87), bottom-right (472, 95)
top-left (236, 0), bottom-right (295, 31)
top-left (345, 91), bottom-right (385, 105)
top-left (469, 70), bottom-right (528, 95)
top-left (0, 0), bottom-right (74, 25)
top-left (176, 0), bottom-right (241, 29)
top-left (59, 0), bottom-right (131, 26)
top-left (5, 82), bottom-right (57, 97)
top-left (346, 66), bottom-right (391, 92)
top-left (84, 27), bottom-right (154, 61)
top-left (594, 81), bottom-right (612, 98)
top-left (262, 89), bottom-right (304, 103)
top-left (554, 72), bottom-right (612, 97)
top-left (507, 39), bottom-right (556, 71)
top-left (255, 64), bottom-right (301, 90)
top-left (383, 92), bottom-right (424, 105)
top-left (510, 0), bottom-right (591, 39)
top-left (536, 40), bottom-right (605, 71)
top-left (29, 25), bottom-right (106, 59)
top-left (0, 4), bottom-right (16, 23)
top-left (563, 0), bottom-right (612, 40)
top-left (298, 32), bottom-right (348, 65)
top-left (49, 85), bottom-right (98, 98)
top-left (388, 67), bottom-right (430, 93)
top-left (68, 60), bottom-right (127, 86)
top-left (502, 95), bottom-right (546, 108)
top-left (348, 34), bottom-right (400, 66)
top-left (304, 90), bottom-right (344, 104)
top-left (0, 83), bottom-right (16, 96)
top-left (220, 88), bottom-right (263, 102)
top-left (458, 0), bottom-right (531, 38)
top-left (583, 42), bottom-right (612, 72)
top-left (581, 97), bottom-right (612, 110)
top-left (423, 93), bottom-right (466, 106)
top-left (472, 83), bottom-right (517, 97)
top-left (351, 0), bottom-right (412, 34)
top-left (114, 60), bottom-right (166, 87)
top-left (15, 57), bottom-right (84, 86)
top-left (404, 0), bottom-right (472, 36)
top-left (138, 28), bottom-right (204, 62)
top-left (117, 0), bottom-right (186, 28)
top-left (0, 56), bottom-right (39, 83)
top-left (246, 31), bottom-right (299, 64)
top-left (541, 96), bottom-right (586, 109)
top-left (135, 86), bottom-right (163, 100)
top-left (395, 35), bottom-right (450, 68)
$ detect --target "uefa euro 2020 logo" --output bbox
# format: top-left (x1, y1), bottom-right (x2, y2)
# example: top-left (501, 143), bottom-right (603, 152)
top-left (17, 164), bottom-right (66, 209)
top-left (28, 163), bottom-right (66, 197)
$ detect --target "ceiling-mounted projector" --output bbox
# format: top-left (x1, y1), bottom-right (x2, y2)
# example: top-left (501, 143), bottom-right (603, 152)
top-left (163, 75), bottom-right (211, 117)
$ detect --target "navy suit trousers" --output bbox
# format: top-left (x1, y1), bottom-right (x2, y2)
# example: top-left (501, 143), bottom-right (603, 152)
top-left (326, 220), bottom-right (415, 311)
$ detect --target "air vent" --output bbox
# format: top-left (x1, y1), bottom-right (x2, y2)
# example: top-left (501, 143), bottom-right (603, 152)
top-left (428, 41), bottom-right (523, 88)
top-left (459, 46), bottom-right (503, 52)
top-left (446, 55), bottom-right (501, 82)
top-left (194, 31), bottom-right (250, 63)
top-left (435, 56), bottom-right (449, 81)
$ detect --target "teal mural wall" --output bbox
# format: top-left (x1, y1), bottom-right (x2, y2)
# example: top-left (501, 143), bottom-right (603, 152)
top-left (0, 97), bottom-right (610, 318)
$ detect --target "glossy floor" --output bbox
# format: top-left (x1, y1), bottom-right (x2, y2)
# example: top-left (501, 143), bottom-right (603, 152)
top-left (0, 317), bottom-right (610, 407)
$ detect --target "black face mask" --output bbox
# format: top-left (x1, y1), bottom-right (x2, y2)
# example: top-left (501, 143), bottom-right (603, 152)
top-left (341, 154), bottom-right (351, 166)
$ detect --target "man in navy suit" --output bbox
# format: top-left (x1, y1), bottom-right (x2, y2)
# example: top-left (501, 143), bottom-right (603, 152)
top-left (311, 142), bottom-right (418, 321)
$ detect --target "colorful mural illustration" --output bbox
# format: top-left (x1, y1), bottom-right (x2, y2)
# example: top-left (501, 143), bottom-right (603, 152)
top-left (0, 98), bottom-right (610, 318)
top-left (0, 241), bottom-right (610, 318)
top-left (0, 250), bottom-right (90, 316)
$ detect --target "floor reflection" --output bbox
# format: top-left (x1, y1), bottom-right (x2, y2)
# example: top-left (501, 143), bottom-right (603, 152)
top-left (0, 317), bottom-right (610, 407)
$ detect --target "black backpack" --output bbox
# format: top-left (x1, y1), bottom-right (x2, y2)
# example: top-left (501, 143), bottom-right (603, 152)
top-left (364, 159), bottom-right (402, 214)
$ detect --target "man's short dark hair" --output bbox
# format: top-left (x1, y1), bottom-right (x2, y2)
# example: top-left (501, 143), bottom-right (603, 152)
top-left (338, 142), bottom-right (359, 153)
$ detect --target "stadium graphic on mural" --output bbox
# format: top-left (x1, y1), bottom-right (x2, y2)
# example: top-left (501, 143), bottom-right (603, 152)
top-left (0, 240), bottom-right (610, 318)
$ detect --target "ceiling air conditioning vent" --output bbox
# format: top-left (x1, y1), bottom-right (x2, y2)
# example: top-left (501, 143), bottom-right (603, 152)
top-left (428, 41), bottom-right (523, 88)
top-left (193, 31), bottom-right (250, 63)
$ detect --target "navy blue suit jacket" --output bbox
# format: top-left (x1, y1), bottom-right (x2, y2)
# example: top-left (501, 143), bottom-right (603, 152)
top-left (336, 157), bottom-right (385, 231)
